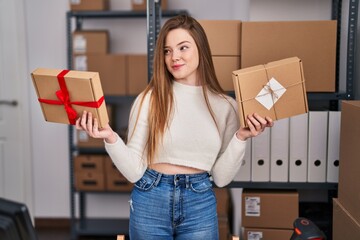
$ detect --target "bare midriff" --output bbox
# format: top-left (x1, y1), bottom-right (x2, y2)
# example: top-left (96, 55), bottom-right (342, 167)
top-left (149, 163), bottom-right (205, 175)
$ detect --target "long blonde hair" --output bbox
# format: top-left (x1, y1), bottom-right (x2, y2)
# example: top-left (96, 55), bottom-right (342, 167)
top-left (133, 15), bottom-right (227, 164)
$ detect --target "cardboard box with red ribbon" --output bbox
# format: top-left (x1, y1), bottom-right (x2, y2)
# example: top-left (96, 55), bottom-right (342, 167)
top-left (31, 68), bottom-right (109, 128)
top-left (232, 57), bottom-right (308, 127)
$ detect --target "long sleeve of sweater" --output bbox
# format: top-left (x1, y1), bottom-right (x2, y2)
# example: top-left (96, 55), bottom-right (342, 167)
top-left (104, 93), bottom-right (149, 183)
top-left (209, 97), bottom-right (247, 187)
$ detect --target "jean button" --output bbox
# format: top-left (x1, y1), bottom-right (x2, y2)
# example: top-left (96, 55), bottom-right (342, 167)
top-left (174, 176), bottom-right (179, 185)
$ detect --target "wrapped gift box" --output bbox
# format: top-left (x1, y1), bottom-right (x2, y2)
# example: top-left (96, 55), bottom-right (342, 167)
top-left (232, 57), bottom-right (308, 127)
top-left (31, 68), bottom-right (109, 128)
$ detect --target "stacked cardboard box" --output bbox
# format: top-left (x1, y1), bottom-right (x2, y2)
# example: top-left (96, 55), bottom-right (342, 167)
top-left (72, 30), bottom-right (148, 96)
top-left (104, 156), bottom-right (133, 192)
top-left (333, 101), bottom-right (360, 239)
top-left (199, 20), bottom-right (242, 92)
top-left (74, 155), bottom-right (106, 191)
top-left (74, 155), bottom-right (132, 192)
top-left (131, 0), bottom-right (167, 11)
top-left (70, 0), bottom-right (109, 11)
top-left (241, 190), bottom-right (298, 240)
top-left (241, 20), bottom-right (337, 92)
top-left (199, 19), bottom-right (337, 93)
top-left (72, 30), bottom-right (128, 96)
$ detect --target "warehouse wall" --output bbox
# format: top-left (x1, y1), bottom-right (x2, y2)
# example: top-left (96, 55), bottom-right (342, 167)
top-left (24, 0), bottom-right (343, 235)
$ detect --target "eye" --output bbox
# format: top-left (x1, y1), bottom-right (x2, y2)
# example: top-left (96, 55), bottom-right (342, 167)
top-left (180, 45), bottom-right (189, 51)
top-left (164, 49), bottom-right (171, 55)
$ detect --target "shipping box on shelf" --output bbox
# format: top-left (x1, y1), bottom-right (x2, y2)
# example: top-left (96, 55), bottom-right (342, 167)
top-left (74, 155), bottom-right (106, 191)
top-left (212, 56), bottom-right (240, 91)
top-left (131, 0), bottom-right (167, 11)
top-left (31, 68), bottom-right (109, 128)
top-left (333, 198), bottom-right (360, 240)
top-left (74, 155), bottom-right (105, 173)
top-left (127, 54), bottom-right (148, 95)
top-left (70, 0), bottom-right (109, 11)
top-left (232, 57), bottom-right (308, 127)
top-left (338, 101), bottom-right (360, 223)
top-left (73, 54), bottom-right (127, 96)
top-left (104, 156), bottom-right (133, 192)
top-left (242, 189), bottom-right (299, 229)
top-left (72, 30), bottom-right (109, 54)
top-left (241, 20), bottom-right (337, 92)
top-left (198, 20), bottom-right (242, 56)
top-left (242, 227), bottom-right (293, 240)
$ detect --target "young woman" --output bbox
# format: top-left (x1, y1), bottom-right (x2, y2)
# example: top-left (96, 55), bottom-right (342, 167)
top-left (76, 15), bottom-right (273, 240)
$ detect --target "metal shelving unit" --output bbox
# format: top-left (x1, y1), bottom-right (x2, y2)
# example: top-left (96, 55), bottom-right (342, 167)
top-left (66, 0), bottom-right (358, 239)
top-left (231, 0), bottom-right (357, 187)
top-left (66, 1), bottom-right (188, 239)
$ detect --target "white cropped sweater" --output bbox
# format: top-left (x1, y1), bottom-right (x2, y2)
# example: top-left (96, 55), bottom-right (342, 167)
top-left (105, 81), bottom-right (247, 187)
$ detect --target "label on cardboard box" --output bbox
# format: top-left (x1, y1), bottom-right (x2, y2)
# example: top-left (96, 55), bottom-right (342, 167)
top-left (71, 0), bottom-right (81, 4)
top-left (78, 130), bottom-right (90, 142)
top-left (133, 0), bottom-right (144, 4)
top-left (255, 77), bottom-right (286, 110)
top-left (73, 35), bottom-right (87, 53)
top-left (245, 197), bottom-right (260, 217)
top-left (248, 231), bottom-right (263, 240)
top-left (74, 55), bottom-right (88, 71)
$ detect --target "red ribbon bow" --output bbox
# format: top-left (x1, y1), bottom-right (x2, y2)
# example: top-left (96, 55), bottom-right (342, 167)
top-left (38, 70), bottom-right (104, 125)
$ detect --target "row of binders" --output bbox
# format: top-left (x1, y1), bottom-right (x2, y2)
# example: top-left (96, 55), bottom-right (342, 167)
top-left (234, 111), bottom-right (341, 183)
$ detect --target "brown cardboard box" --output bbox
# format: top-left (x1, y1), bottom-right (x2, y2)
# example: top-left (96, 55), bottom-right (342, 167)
top-left (73, 54), bottom-right (127, 96)
top-left (241, 20), bottom-right (337, 92)
top-left (333, 198), bottom-right (360, 240)
top-left (131, 0), bottom-right (167, 11)
top-left (74, 155), bottom-right (104, 173)
top-left (31, 68), bottom-right (109, 127)
top-left (242, 190), bottom-right (298, 229)
top-left (104, 156), bottom-right (133, 192)
top-left (127, 54), bottom-right (148, 95)
top-left (198, 20), bottom-right (241, 56)
top-left (75, 171), bottom-right (105, 191)
top-left (243, 227), bottom-right (293, 240)
top-left (213, 56), bottom-right (240, 91)
top-left (338, 101), bottom-right (360, 223)
top-left (70, 0), bottom-right (109, 11)
top-left (73, 30), bottom-right (109, 54)
top-left (232, 57), bottom-right (308, 127)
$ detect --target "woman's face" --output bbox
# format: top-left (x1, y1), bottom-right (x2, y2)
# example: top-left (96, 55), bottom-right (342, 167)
top-left (164, 28), bottom-right (200, 85)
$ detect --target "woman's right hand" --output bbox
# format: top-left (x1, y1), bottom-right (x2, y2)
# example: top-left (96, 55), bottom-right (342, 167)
top-left (75, 111), bottom-right (117, 144)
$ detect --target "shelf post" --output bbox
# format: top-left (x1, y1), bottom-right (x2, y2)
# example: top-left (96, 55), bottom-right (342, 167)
top-left (345, 0), bottom-right (358, 99)
top-left (147, 0), bottom-right (162, 82)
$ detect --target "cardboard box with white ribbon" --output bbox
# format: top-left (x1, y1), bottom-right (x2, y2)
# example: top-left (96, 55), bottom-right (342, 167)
top-left (232, 57), bottom-right (308, 127)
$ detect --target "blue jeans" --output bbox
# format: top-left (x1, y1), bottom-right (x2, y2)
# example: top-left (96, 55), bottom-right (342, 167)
top-left (129, 169), bottom-right (219, 240)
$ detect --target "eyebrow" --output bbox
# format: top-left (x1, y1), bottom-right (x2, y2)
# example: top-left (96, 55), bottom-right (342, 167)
top-left (165, 40), bottom-right (191, 48)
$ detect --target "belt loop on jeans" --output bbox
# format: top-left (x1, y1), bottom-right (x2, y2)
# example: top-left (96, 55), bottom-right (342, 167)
top-left (154, 172), bottom-right (162, 187)
top-left (185, 175), bottom-right (190, 189)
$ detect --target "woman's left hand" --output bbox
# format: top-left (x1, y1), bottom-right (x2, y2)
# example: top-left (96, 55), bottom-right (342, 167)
top-left (236, 113), bottom-right (274, 141)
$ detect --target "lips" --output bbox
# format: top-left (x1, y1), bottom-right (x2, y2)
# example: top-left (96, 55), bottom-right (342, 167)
top-left (172, 64), bottom-right (184, 70)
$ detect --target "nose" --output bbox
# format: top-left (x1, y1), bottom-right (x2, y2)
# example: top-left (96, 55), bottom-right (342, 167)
top-left (171, 49), bottom-right (181, 62)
